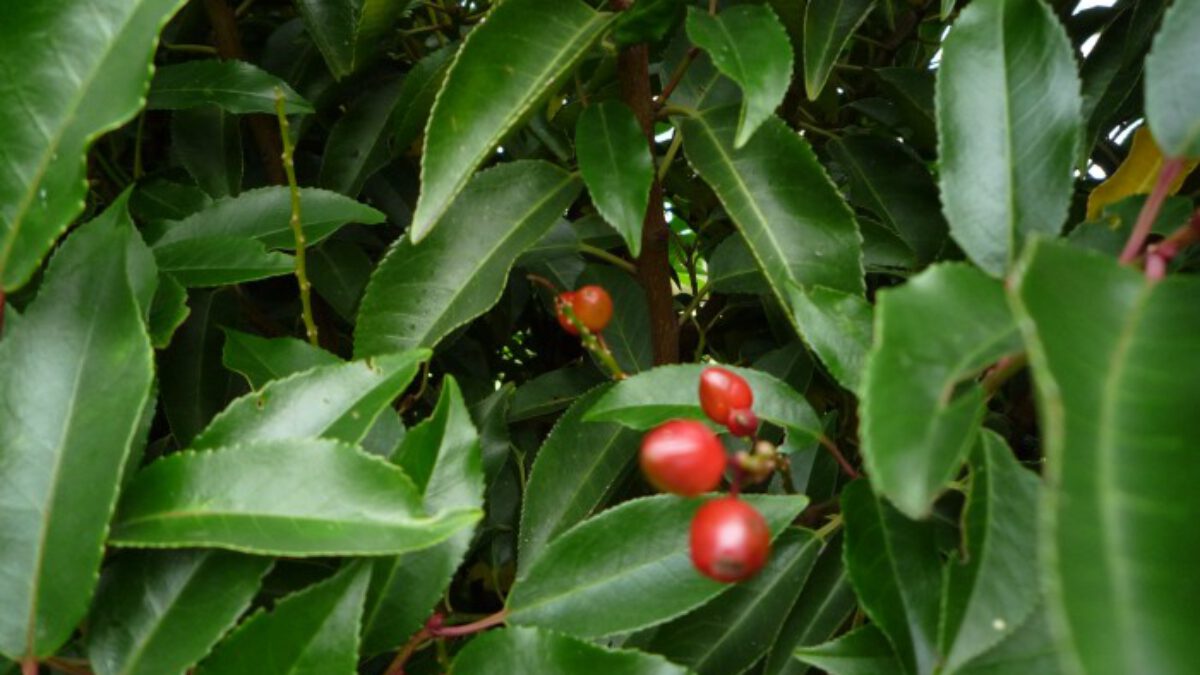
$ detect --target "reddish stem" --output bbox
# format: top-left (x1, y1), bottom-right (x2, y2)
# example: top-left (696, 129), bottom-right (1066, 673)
top-left (1118, 158), bottom-right (1186, 264)
top-left (21, 658), bottom-right (37, 675)
top-left (383, 610), bottom-right (508, 675)
top-left (1144, 210), bottom-right (1200, 281)
top-left (819, 435), bottom-right (861, 479)
top-left (655, 47), bottom-right (698, 109)
top-left (429, 609), bottom-right (509, 638)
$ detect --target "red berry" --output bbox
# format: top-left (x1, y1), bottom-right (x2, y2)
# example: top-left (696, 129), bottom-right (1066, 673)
top-left (639, 419), bottom-right (727, 496)
top-left (727, 408), bottom-right (758, 437)
top-left (572, 285), bottom-right (613, 333)
top-left (690, 497), bottom-right (770, 582)
top-left (699, 367), bottom-right (753, 427)
top-left (555, 291), bottom-right (580, 335)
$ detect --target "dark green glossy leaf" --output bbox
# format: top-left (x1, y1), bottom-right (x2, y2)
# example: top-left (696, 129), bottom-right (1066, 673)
top-left (1079, 1), bottom-right (1168, 150)
top-left (294, 0), bottom-right (417, 79)
top-left (1068, 195), bottom-right (1191, 257)
top-left (613, 0), bottom-right (686, 46)
top-left (110, 439), bottom-right (480, 555)
top-left (451, 626), bottom-right (693, 675)
top-left (803, 0), bottom-right (874, 100)
top-left (752, 342), bottom-right (814, 399)
top-left (221, 328), bottom-right (340, 389)
top-left (356, 162), bottom-right (581, 356)
top-left (509, 364), bottom-right (606, 423)
top-left (319, 76), bottom-right (405, 196)
top-left (171, 106), bottom-right (242, 198)
top-left (585, 363), bottom-right (822, 445)
top-left (685, 6), bottom-right (794, 147)
top-left (874, 67), bottom-right (937, 152)
top-left (646, 529), bottom-right (823, 675)
top-left (197, 561), bottom-right (370, 674)
top-left (411, 0), bottom-right (613, 240)
top-left (708, 232), bottom-right (767, 295)
top-left (0, 210), bottom-right (153, 658)
top-left (131, 179), bottom-right (212, 222)
top-left (860, 264), bottom-right (1020, 517)
top-left (363, 378), bottom-right (484, 655)
top-left (763, 534), bottom-right (857, 675)
top-left (308, 239), bottom-right (373, 321)
top-left (87, 551), bottom-right (271, 675)
top-left (0, 0), bottom-right (185, 290)
top-left (1011, 239), bottom-right (1200, 675)
top-left (580, 265), bottom-right (653, 373)
top-left (935, 0), bottom-right (1081, 276)
top-left (507, 494), bottom-right (807, 638)
top-left (576, 101), bottom-right (653, 256)
top-left (147, 59), bottom-right (312, 114)
top-left (860, 218), bottom-right (918, 273)
top-left (518, 385), bottom-right (641, 571)
top-left (1144, 0), bottom-right (1200, 157)
top-left (151, 186), bottom-right (385, 250)
top-left (951, 607), bottom-right (1063, 675)
top-left (786, 283), bottom-right (873, 393)
top-left (152, 236), bottom-right (294, 287)
top-left (192, 349), bottom-right (428, 449)
top-left (841, 480), bottom-right (942, 675)
top-left (793, 624), bottom-right (903, 675)
top-left (147, 274), bottom-right (189, 349)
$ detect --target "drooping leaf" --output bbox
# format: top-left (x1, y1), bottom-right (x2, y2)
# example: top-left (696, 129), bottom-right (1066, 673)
top-left (355, 161), bottom-right (581, 356)
top-left (793, 624), bottom-right (904, 675)
top-left (645, 529), bottom-right (823, 675)
top-left (191, 349), bottom-right (428, 449)
top-left (585, 363), bottom-right (822, 445)
top-left (152, 236), bottom-right (295, 287)
top-left (451, 626), bottom-right (693, 675)
top-left (0, 0), bottom-right (186, 290)
top-left (1010, 239), bottom-right (1200, 675)
top-left (197, 561), bottom-right (370, 674)
top-left (951, 607), bottom-right (1064, 675)
top-left (708, 232), bottom-right (768, 295)
top-left (320, 76), bottom-right (405, 197)
top-left (576, 101), bottom-right (653, 256)
top-left (293, 0), bottom-right (418, 79)
top-left (0, 210), bottom-right (154, 658)
top-left (787, 283), bottom-right (873, 393)
top-left (147, 59), bottom-right (313, 114)
top-left (860, 264), bottom-right (1020, 518)
top-left (391, 44), bottom-right (456, 153)
top-left (939, 431), bottom-right (1040, 672)
top-left (841, 480), bottom-right (942, 675)
top-left (1144, 0), bottom-right (1200, 158)
top-left (508, 364), bottom-right (606, 423)
top-left (518, 385), bottom-right (641, 571)
top-left (935, 0), bottom-right (1081, 276)
top-left (803, 0), bottom-right (875, 100)
top-left (362, 378), bottom-right (484, 656)
top-left (1086, 127), bottom-right (1197, 220)
top-left (171, 106), bottom-right (243, 198)
top-left (147, 273), bottom-right (190, 349)
top-left (685, 5), bottom-right (794, 147)
top-left (151, 186), bottom-right (385, 250)
top-left (506, 494), bottom-right (807, 638)
top-left (221, 328), bottom-right (341, 389)
top-left (411, 0), bottom-right (613, 240)
top-left (86, 551), bottom-right (272, 675)
top-left (110, 439), bottom-right (480, 556)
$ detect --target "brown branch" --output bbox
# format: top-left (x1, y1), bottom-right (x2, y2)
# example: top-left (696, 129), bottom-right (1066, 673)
top-left (202, 0), bottom-right (286, 185)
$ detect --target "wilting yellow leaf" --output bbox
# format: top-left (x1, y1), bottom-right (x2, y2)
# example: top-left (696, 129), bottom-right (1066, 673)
top-left (1087, 127), bottom-right (1198, 220)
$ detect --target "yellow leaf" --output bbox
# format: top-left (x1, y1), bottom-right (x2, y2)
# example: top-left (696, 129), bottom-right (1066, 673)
top-left (1087, 127), bottom-right (1198, 220)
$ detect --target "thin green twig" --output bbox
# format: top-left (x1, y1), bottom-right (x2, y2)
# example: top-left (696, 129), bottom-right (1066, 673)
top-left (274, 88), bottom-right (319, 347)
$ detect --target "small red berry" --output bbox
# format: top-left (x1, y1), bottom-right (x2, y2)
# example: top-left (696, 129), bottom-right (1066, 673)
top-left (726, 408), bottom-right (758, 437)
top-left (572, 285), bottom-right (613, 333)
top-left (699, 367), bottom-right (753, 427)
top-left (690, 497), bottom-right (770, 582)
top-left (639, 419), bottom-right (727, 496)
top-left (555, 291), bottom-right (580, 335)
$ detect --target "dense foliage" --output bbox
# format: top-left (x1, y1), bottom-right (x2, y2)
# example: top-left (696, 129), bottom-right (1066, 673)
top-left (1, 0), bottom-right (1198, 673)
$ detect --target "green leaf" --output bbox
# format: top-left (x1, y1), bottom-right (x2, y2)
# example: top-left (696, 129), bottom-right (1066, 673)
top-left (935, 0), bottom-right (1081, 276)
top-left (1144, 0), bottom-right (1200, 157)
top-left (874, 67), bottom-right (937, 152)
top-left (151, 186), bottom-right (385, 250)
top-left (320, 76), bottom-right (405, 196)
top-left (827, 135), bottom-right (947, 265)
top-left (308, 239), bottom-right (373, 321)
top-left (1069, 194), bottom-right (1191, 257)
top-left (939, 431), bottom-right (1040, 672)
top-left (192, 349), bottom-right (428, 449)
top-left (411, 0), bottom-right (613, 240)
top-left (518, 385), bottom-right (641, 571)
top-left (86, 551), bottom-right (271, 675)
top-left (576, 101), bottom-right (653, 257)
top-left (147, 59), bottom-right (313, 114)
top-left (197, 561), bottom-right (370, 674)
top-left (152, 236), bottom-right (295, 287)
top-left (0, 210), bottom-right (154, 658)
top-left (613, 0), bottom-right (687, 46)
top-left (391, 44), bottom-right (456, 153)
top-left (860, 264), bottom-right (1020, 517)
top-left (362, 377), bottom-right (485, 655)
top-left (645, 529), bottom-right (823, 675)
top-left (110, 439), bottom-right (480, 556)
top-left (355, 161), bottom-right (581, 356)
top-left (451, 626), bottom-right (693, 675)
top-left (0, 0), bottom-right (186, 290)
top-left (841, 480), bottom-right (942, 675)
top-left (148, 274), bottom-right (190, 349)
top-left (951, 607), bottom-right (1064, 675)
top-left (579, 265), bottom-right (653, 374)
top-left (1010, 239), bottom-right (1200, 675)
top-left (793, 624), bottom-right (904, 675)
top-left (585, 363), bottom-right (823, 445)
top-left (507, 494), bottom-right (808, 638)
top-left (708, 232), bottom-right (768, 295)
top-left (294, 0), bottom-right (417, 79)
top-left (131, 178), bottom-right (212, 222)
top-left (786, 283), bottom-right (873, 393)
top-left (171, 106), bottom-right (243, 198)
top-left (685, 6), bottom-right (794, 147)
top-left (509, 365), bottom-right (606, 423)
top-left (221, 328), bottom-right (341, 389)
top-left (803, 0), bottom-right (875, 100)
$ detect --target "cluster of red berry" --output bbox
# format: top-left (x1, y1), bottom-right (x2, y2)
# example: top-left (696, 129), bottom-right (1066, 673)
top-left (639, 368), bottom-right (771, 583)
top-left (554, 285), bottom-right (613, 335)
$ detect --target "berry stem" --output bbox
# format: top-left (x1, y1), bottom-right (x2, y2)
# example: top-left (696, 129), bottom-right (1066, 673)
top-left (525, 273), bottom-right (560, 294)
top-left (1119, 157), bottom-right (1186, 264)
top-left (384, 610), bottom-right (508, 675)
top-left (429, 609), bottom-right (509, 638)
top-left (274, 89), bottom-right (319, 347)
top-left (1144, 209), bottom-right (1200, 281)
top-left (579, 244), bottom-right (637, 275)
top-left (819, 435), bottom-right (861, 479)
top-left (814, 513), bottom-right (844, 541)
